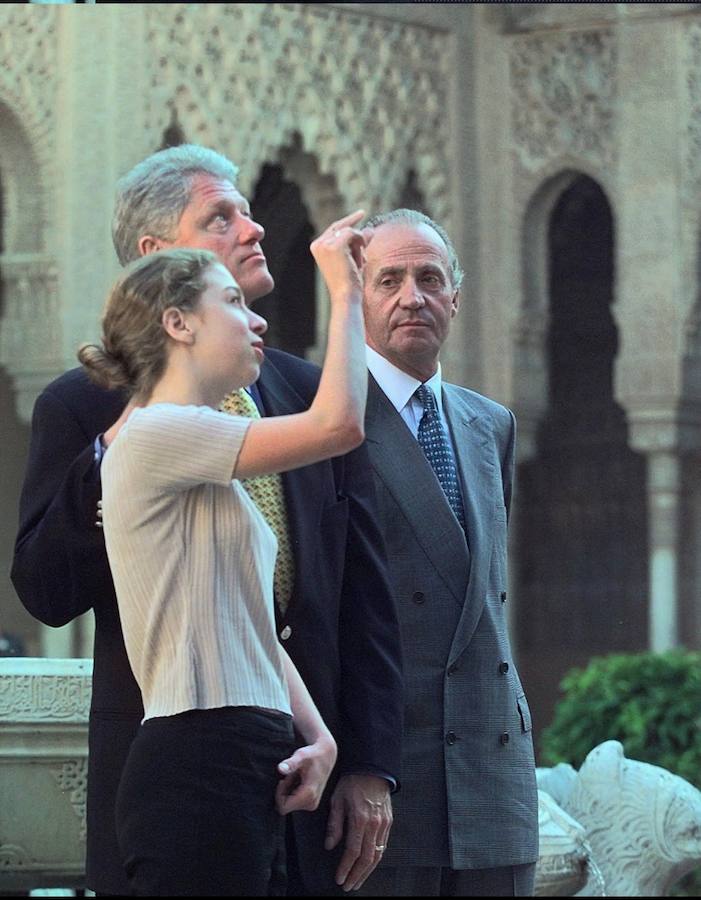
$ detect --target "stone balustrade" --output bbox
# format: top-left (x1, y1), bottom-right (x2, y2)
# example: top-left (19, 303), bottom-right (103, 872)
top-left (3, 658), bottom-right (701, 897)
top-left (0, 658), bottom-right (91, 893)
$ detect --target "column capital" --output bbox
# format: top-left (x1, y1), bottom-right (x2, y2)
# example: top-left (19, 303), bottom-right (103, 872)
top-left (625, 404), bottom-right (701, 457)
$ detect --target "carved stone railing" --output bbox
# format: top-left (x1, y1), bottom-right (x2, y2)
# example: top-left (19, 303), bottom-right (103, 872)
top-left (0, 658), bottom-right (91, 892)
top-left (2, 661), bottom-right (699, 897)
top-left (0, 253), bottom-right (64, 423)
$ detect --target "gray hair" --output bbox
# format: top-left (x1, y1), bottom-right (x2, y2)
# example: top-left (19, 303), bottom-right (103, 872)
top-left (364, 208), bottom-right (464, 291)
top-left (112, 144), bottom-right (240, 265)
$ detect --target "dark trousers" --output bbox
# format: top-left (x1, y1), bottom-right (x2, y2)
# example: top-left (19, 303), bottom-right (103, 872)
top-left (355, 863), bottom-right (536, 897)
top-left (115, 706), bottom-right (295, 896)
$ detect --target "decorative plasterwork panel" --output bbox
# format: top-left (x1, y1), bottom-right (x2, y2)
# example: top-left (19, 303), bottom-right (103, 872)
top-left (0, 673), bottom-right (91, 722)
top-left (52, 759), bottom-right (88, 841)
top-left (509, 29), bottom-right (616, 175)
top-left (685, 19), bottom-right (701, 197)
top-left (0, 6), bottom-right (58, 239)
top-left (0, 254), bottom-right (62, 365)
top-left (144, 4), bottom-right (452, 223)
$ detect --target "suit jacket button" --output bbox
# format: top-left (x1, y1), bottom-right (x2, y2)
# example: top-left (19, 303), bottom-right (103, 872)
top-left (280, 625), bottom-right (292, 641)
top-left (412, 591), bottom-right (425, 604)
top-left (500, 591), bottom-right (507, 602)
top-left (500, 732), bottom-right (510, 745)
top-left (447, 663), bottom-right (458, 676)
top-left (499, 661), bottom-right (509, 674)
top-left (445, 731), bottom-right (457, 745)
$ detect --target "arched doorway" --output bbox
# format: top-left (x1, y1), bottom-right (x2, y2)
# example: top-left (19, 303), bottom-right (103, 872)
top-left (0, 161), bottom-right (34, 654)
top-left (250, 163), bottom-right (316, 360)
top-left (516, 174), bottom-right (649, 743)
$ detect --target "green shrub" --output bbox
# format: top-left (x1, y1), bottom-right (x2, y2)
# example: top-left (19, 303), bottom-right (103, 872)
top-left (539, 649), bottom-right (701, 897)
top-left (540, 648), bottom-right (701, 786)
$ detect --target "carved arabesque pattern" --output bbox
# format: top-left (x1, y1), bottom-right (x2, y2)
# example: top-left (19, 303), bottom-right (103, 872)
top-left (144, 4), bottom-right (452, 223)
top-left (682, 21), bottom-right (701, 387)
top-left (509, 29), bottom-right (616, 173)
top-left (0, 256), bottom-right (62, 373)
top-left (53, 759), bottom-right (88, 842)
top-left (0, 6), bottom-right (58, 235)
top-left (686, 19), bottom-right (701, 195)
top-left (0, 844), bottom-right (34, 870)
top-left (0, 672), bottom-right (91, 722)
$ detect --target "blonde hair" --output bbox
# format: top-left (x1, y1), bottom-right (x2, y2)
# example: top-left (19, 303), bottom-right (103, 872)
top-left (78, 248), bottom-right (218, 399)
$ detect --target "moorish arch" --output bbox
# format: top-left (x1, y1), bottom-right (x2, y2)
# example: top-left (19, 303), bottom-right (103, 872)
top-left (250, 136), bottom-right (345, 365)
top-left (513, 171), bottom-right (649, 736)
top-left (248, 133), bottom-right (435, 364)
top-left (0, 102), bottom-right (51, 657)
top-left (142, 4), bottom-right (452, 228)
top-left (0, 99), bottom-right (61, 424)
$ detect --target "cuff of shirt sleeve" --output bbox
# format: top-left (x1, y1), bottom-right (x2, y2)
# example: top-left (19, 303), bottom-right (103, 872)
top-left (93, 434), bottom-right (106, 466)
top-left (341, 767), bottom-right (398, 793)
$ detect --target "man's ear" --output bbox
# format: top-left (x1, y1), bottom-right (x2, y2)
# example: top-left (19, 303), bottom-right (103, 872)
top-left (138, 234), bottom-right (167, 257)
top-left (162, 307), bottom-right (195, 344)
top-left (450, 289), bottom-right (460, 318)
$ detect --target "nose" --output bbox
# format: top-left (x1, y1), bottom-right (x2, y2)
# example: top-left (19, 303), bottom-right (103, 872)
top-left (248, 308), bottom-right (268, 336)
top-left (398, 279), bottom-right (425, 309)
top-left (240, 212), bottom-right (265, 244)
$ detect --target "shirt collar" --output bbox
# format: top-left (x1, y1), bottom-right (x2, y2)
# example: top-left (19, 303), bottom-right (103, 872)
top-left (365, 345), bottom-right (443, 416)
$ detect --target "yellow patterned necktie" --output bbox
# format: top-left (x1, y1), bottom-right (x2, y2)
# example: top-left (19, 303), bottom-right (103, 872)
top-left (220, 388), bottom-right (295, 614)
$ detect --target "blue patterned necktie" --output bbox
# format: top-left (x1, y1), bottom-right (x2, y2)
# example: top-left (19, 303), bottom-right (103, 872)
top-left (415, 384), bottom-right (466, 530)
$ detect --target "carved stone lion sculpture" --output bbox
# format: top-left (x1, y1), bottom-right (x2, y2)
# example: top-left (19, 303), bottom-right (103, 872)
top-left (540, 740), bottom-right (701, 897)
top-left (534, 789), bottom-right (604, 896)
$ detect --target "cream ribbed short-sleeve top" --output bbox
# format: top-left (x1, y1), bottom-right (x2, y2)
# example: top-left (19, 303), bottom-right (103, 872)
top-left (101, 403), bottom-right (291, 722)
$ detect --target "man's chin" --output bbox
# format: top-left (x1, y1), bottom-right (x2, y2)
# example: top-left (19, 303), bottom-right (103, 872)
top-left (238, 270), bottom-right (275, 304)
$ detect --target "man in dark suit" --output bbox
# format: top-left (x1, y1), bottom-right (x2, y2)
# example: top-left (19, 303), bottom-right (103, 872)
top-left (355, 209), bottom-right (539, 896)
top-left (11, 145), bottom-right (402, 897)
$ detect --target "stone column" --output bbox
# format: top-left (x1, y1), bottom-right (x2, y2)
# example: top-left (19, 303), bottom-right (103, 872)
top-left (646, 450), bottom-right (681, 651)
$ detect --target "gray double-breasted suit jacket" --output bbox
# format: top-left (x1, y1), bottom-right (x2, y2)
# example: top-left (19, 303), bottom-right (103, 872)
top-left (365, 374), bottom-right (539, 870)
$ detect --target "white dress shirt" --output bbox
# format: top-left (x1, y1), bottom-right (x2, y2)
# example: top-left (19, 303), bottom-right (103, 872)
top-left (365, 344), bottom-right (450, 439)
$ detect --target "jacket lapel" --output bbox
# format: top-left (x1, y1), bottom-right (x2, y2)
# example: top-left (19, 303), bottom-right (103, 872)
top-left (255, 356), bottom-right (326, 607)
top-left (365, 377), bottom-right (469, 608)
top-left (442, 384), bottom-right (498, 664)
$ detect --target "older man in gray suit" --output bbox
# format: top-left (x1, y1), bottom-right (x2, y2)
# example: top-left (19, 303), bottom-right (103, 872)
top-left (355, 209), bottom-right (539, 896)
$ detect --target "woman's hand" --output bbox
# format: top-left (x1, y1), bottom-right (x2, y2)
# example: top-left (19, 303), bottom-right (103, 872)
top-left (275, 732), bottom-right (338, 815)
top-left (310, 209), bottom-right (372, 300)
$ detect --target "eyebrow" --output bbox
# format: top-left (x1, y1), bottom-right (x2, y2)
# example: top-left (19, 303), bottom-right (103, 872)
top-left (201, 198), bottom-right (250, 222)
top-left (374, 266), bottom-right (406, 281)
top-left (374, 263), bottom-right (446, 281)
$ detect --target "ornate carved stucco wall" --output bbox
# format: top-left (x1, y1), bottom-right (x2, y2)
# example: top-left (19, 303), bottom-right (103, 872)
top-left (144, 4), bottom-right (453, 227)
top-left (496, 4), bottom-right (701, 455)
top-left (482, 4), bottom-right (701, 723)
top-left (0, 5), bottom-right (62, 420)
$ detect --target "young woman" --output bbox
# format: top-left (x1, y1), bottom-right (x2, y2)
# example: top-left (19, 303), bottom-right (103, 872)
top-left (78, 211), bottom-right (370, 896)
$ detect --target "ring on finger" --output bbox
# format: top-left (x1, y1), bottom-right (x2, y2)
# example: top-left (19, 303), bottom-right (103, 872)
top-left (374, 844), bottom-right (386, 852)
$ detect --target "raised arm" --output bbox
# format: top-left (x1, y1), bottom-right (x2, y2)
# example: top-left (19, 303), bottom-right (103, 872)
top-left (234, 211), bottom-right (369, 479)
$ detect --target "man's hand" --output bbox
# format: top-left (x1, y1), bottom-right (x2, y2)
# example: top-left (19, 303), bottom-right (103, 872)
top-left (275, 733), bottom-right (337, 816)
top-left (325, 774), bottom-right (392, 892)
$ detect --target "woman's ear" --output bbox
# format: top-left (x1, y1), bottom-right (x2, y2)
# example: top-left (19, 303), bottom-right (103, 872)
top-left (162, 307), bottom-right (195, 345)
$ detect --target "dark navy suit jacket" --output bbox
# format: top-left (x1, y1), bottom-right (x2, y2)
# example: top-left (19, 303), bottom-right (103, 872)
top-left (12, 348), bottom-right (403, 895)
